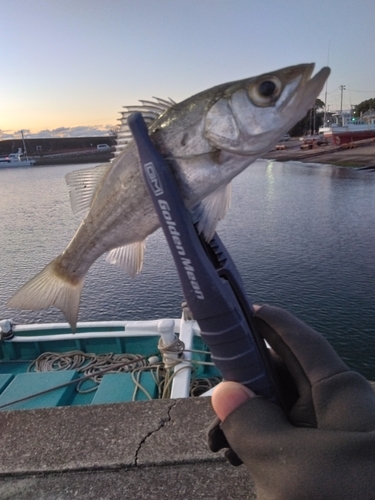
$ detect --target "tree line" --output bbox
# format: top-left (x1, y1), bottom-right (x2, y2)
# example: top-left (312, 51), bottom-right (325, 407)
top-left (353, 98), bottom-right (375, 118)
top-left (288, 97), bottom-right (375, 137)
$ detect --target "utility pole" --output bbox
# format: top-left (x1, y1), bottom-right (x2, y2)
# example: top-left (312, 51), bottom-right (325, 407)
top-left (323, 40), bottom-right (330, 127)
top-left (340, 85), bottom-right (346, 126)
top-left (313, 104), bottom-right (316, 134)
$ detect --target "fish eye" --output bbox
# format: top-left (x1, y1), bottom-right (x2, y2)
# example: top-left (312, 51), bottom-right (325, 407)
top-left (259, 80), bottom-right (277, 97)
top-left (248, 76), bottom-right (282, 107)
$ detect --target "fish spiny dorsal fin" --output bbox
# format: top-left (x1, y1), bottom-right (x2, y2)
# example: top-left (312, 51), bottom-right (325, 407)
top-left (65, 164), bottom-right (111, 216)
top-left (115, 98), bottom-right (176, 156)
top-left (194, 183), bottom-right (232, 242)
top-left (105, 241), bottom-right (145, 278)
top-left (150, 97), bottom-right (177, 108)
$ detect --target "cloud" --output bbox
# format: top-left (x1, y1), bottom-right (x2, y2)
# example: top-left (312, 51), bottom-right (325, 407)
top-left (0, 129), bottom-right (19, 140)
top-left (0, 125), bottom-right (115, 140)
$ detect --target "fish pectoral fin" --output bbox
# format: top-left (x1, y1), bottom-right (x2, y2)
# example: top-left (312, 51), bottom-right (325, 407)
top-left (65, 164), bottom-right (112, 216)
top-left (193, 183), bottom-right (232, 241)
top-left (6, 258), bottom-right (84, 331)
top-left (105, 242), bottom-right (145, 278)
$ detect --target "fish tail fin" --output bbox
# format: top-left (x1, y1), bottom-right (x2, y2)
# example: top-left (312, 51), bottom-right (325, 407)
top-left (7, 258), bottom-right (84, 331)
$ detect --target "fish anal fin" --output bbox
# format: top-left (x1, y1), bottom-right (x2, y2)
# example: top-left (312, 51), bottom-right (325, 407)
top-left (195, 183), bottom-right (232, 241)
top-left (7, 258), bottom-right (84, 331)
top-left (65, 164), bottom-right (111, 216)
top-left (106, 242), bottom-right (145, 278)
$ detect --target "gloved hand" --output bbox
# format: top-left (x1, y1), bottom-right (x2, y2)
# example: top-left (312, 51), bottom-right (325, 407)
top-left (208, 305), bottom-right (375, 500)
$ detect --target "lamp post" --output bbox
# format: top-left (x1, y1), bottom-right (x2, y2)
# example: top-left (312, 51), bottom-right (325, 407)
top-left (340, 85), bottom-right (346, 126)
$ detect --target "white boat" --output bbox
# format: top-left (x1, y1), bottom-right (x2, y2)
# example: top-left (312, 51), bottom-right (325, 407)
top-left (0, 131), bottom-right (36, 168)
top-left (0, 310), bottom-right (220, 411)
top-left (0, 150), bottom-right (36, 168)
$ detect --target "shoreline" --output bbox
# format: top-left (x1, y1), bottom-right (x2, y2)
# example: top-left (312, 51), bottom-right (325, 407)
top-left (18, 140), bottom-right (375, 169)
top-left (263, 139), bottom-right (375, 169)
top-left (33, 151), bottom-right (113, 166)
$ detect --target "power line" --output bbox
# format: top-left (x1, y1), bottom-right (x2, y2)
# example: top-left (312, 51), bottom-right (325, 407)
top-left (346, 89), bottom-right (375, 93)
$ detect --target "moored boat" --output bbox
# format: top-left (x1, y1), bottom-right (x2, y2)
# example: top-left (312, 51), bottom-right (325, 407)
top-left (0, 131), bottom-right (36, 168)
top-left (319, 123), bottom-right (375, 145)
top-left (0, 309), bottom-right (220, 411)
top-left (0, 150), bottom-right (36, 168)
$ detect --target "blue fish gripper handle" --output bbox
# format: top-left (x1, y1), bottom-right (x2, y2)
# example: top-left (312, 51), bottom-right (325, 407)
top-left (128, 112), bottom-right (280, 403)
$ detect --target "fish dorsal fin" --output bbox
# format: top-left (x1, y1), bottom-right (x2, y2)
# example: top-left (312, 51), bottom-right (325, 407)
top-left (194, 183), bottom-right (232, 241)
top-left (115, 97), bottom-right (176, 156)
top-left (105, 241), bottom-right (145, 278)
top-left (65, 164), bottom-right (111, 216)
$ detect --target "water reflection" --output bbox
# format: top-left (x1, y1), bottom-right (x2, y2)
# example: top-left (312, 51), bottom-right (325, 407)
top-left (1, 160), bottom-right (374, 378)
top-left (265, 160), bottom-right (275, 204)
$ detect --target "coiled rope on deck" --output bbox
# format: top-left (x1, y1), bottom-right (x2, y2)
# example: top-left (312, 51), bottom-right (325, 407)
top-left (25, 343), bottom-right (220, 401)
top-left (28, 351), bottom-right (147, 393)
top-left (157, 336), bottom-right (185, 369)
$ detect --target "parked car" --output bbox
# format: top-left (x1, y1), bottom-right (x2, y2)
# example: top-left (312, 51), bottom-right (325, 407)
top-left (96, 144), bottom-right (110, 151)
top-left (280, 134), bottom-right (290, 141)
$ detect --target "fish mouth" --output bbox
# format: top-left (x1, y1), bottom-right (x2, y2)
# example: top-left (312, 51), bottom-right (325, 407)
top-left (276, 64), bottom-right (330, 139)
top-left (273, 63), bottom-right (330, 115)
top-left (290, 64), bottom-right (330, 110)
top-left (238, 64), bottom-right (330, 155)
top-left (204, 63), bottom-right (330, 157)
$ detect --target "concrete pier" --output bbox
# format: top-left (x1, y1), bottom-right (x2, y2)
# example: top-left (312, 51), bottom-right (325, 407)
top-left (0, 398), bottom-right (255, 499)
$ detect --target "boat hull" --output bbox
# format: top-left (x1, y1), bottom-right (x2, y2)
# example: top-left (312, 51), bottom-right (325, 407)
top-left (0, 316), bottom-right (220, 410)
top-left (0, 159), bottom-right (36, 168)
top-left (320, 126), bottom-right (375, 145)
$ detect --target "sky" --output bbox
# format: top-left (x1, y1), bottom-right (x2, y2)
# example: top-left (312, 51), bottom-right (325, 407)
top-left (1, 0), bottom-right (374, 139)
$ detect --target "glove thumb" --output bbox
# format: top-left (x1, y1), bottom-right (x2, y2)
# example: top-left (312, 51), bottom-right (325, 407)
top-left (211, 381), bottom-right (256, 421)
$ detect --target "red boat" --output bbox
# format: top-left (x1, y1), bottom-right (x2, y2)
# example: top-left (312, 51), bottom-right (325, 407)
top-left (319, 123), bottom-right (375, 145)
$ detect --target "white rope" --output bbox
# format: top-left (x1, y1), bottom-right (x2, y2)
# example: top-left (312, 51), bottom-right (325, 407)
top-left (26, 348), bottom-right (221, 400)
top-left (28, 350), bottom-right (147, 393)
top-left (157, 336), bottom-right (185, 369)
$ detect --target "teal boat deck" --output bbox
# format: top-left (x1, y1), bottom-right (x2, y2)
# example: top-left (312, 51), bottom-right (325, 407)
top-left (0, 318), bottom-right (220, 410)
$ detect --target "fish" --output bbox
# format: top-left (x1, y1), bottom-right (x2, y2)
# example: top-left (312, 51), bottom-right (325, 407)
top-left (7, 63), bottom-right (330, 329)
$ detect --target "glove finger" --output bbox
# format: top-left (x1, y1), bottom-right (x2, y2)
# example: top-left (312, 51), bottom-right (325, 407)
top-left (220, 396), bottom-right (293, 465)
top-left (254, 305), bottom-right (375, 430)
top-left (207, 416), bottom-right (243, 466)
top-left (207, 416), bottom-right (230, 452)
top-left (222, 396), bottom-right (375, 498)
top-left (254, 305), bottom-right (348, 387)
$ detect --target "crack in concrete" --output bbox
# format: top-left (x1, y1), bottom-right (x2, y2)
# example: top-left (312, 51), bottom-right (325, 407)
top-left (134, 400), bottom-right (177, 466)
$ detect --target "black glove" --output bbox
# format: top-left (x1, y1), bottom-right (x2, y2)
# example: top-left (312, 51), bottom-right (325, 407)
top-left (208, 305), bottom-right (375, 500)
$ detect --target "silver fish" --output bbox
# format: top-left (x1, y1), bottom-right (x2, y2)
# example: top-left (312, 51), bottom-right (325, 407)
top-left (7, 63), bottom-right (330, 329)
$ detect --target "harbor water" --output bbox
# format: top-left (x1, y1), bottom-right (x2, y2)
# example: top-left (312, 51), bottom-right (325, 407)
top-left (1, 160), bottom-right (374, 379)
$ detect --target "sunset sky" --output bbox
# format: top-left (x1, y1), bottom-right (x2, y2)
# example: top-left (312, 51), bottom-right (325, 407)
top-left (1, 0), bottom-right (374, 139)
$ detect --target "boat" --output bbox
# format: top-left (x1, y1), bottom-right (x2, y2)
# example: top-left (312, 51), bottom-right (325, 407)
top-left (0, 131), bottom-right (36, 168)
top-left (0, 150), bottom-right (36, 167)
top-left (319, 122), bottom-right (375, 146)
top-left (0, 308), bottom-right (221, 411)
